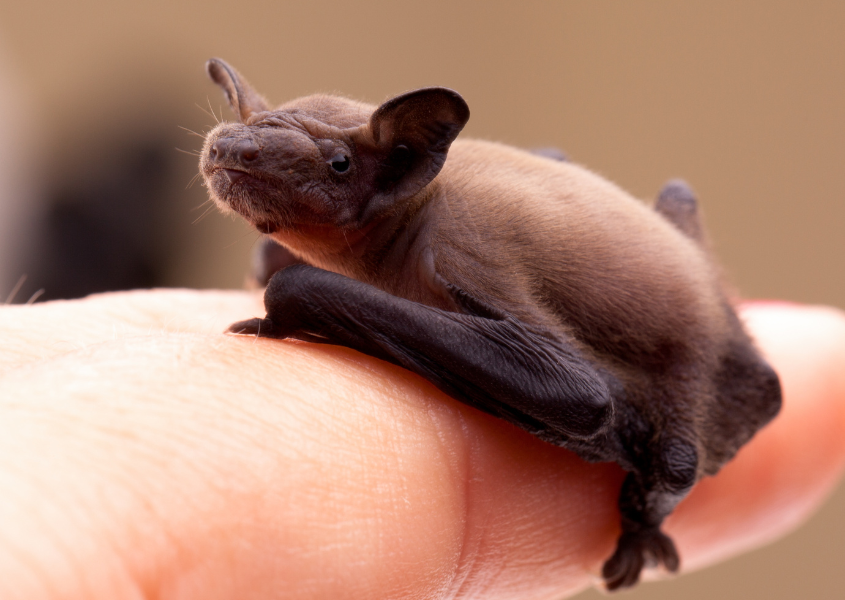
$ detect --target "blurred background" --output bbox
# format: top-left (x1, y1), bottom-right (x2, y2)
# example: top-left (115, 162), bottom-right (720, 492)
top-left (0, 1), bottom-right (842, 597)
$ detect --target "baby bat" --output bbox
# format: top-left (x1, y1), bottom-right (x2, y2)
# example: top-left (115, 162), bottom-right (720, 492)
top-left (199, 58), bottom-right (782, 590)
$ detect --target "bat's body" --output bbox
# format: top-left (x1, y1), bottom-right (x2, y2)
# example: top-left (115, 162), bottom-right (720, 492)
top-left (200, 59), bottom-right (782, 590)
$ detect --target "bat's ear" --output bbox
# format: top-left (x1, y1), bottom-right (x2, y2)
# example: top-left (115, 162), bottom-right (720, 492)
top-left (206, 58), bottom-right (270, 122)
top-left (353, 87), bottom-right (469, 211)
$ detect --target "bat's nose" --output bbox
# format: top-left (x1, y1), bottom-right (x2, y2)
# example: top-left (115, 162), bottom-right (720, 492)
top-left (209, 137), bottom-right (260, 167)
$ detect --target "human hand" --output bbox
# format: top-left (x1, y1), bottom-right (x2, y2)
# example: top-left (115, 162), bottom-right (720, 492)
top-left (0, 290), bottom-right (843, 599)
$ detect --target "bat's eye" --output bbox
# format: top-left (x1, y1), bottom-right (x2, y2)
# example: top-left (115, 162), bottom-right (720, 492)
top-left (329, 153), bottom-right (350, 173)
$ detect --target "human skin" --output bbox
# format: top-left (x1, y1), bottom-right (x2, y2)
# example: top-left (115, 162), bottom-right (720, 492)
top-left (0, 290), bottom-right (843, 599)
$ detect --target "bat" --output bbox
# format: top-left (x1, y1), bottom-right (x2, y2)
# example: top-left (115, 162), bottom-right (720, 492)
top-left (199, 58), bottom-right (782, 590)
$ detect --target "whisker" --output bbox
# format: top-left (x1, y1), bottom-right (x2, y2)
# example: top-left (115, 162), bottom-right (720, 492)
top-left (195, 101), bottom-right (217, 122)
top-left (175, 147), bottom-right (202, 157)
top-left (192, 203), bottom-right (218, 224)
top-left (178, 125), bottom-right (206, 139)
top-left (4, 274), bottom-right (26, 304)
top-left (342, 230), bottom-right (354, 254)
top-left (26, 289), bottom-right (45, 305)
top-left (222, 228), bottom-right (262, 250)
top-left (192, 198), bottom-right (214, 212)
top-left (207, 97), bottom-right (221, 124)
top-left (186, 172), bottom-right (202, 189)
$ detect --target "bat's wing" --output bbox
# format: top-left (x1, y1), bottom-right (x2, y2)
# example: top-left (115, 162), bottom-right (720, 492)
top-left (229, 264), bottom-right (615, 443)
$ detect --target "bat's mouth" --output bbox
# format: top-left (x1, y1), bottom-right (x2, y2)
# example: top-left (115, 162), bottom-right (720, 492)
top-left (223, 168), bottom-right (248, 183)
top-left (208, 166), bottom-right (264, 202)
top-left (213, 167), bottom-right (261, 187)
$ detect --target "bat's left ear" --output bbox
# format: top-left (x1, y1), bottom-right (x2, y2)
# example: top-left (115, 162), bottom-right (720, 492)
top-left (206, 58), bottom-right (270, 123)
top-left (353, 88), bottom-right (469, 211)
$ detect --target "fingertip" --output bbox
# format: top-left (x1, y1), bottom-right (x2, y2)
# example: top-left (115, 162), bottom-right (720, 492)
top-left (666, 302), bottom-right (845, 572)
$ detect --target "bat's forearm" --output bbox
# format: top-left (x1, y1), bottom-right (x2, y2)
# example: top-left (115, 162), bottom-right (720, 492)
top-left (230, 265), bottom-right (614, 441)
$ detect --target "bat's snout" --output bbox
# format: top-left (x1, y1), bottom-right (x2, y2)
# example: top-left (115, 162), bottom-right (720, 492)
top-left (207, 136), bottom-right (260, 169)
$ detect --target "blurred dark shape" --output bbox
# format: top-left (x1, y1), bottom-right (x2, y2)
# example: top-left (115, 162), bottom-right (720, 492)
top-left (530, 147), bottom-right (569, 162)
top-left (250, 237), bottom-right (302, 288)
top-left (19, 137), bottom-right (177, 302)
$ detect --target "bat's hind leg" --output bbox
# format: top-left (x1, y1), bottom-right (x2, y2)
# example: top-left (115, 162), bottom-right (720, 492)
top-left (602, 436), bottom-right (698, 590)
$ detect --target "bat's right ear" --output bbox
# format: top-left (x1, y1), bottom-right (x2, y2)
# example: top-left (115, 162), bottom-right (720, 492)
top-left (349, 87), bottom-right (469, 222)
top-left (206, 58), bottom-right (270, 122)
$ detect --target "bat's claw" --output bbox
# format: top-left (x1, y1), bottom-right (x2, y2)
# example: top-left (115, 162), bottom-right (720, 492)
top-left (226, 317), bottom-right (274, 336)
top-left (602, 528), bottom-right (679, 591)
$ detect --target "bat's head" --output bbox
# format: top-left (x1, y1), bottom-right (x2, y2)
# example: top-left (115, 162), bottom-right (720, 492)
top-left (200, 58), bottom-right (469, 238)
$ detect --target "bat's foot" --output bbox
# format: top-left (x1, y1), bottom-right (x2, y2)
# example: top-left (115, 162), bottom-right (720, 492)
top-left (602, 528), bottom-right (679, 591)
top-left (227, 317), bottom-right (275, 337)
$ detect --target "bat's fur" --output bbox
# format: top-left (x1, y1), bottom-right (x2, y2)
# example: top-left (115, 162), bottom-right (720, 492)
top-left (200, 58), bottom-right (781, 590)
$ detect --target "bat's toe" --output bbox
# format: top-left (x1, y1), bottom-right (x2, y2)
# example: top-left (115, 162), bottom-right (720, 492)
top-left (602, 528), bottom-right (679, 590)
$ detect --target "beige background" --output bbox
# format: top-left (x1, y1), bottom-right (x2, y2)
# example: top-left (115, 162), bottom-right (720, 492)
top-left (1, 1), bottom-right (843, 597)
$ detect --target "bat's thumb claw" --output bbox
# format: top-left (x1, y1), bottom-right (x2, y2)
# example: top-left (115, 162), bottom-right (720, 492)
top-left (226, 317), bottom-right (273, 336)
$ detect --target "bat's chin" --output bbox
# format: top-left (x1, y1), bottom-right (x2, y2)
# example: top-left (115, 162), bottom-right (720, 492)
top-left (207, 170), bottom-right (269, 221)
top-left (204, 167), bottom-right (326, 235)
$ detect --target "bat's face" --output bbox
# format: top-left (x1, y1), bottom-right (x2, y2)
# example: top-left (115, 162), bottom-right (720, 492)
top-left (201, 59), bottom-right (470, 238)
top-left (201, 101), bottom-right (374, 233)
